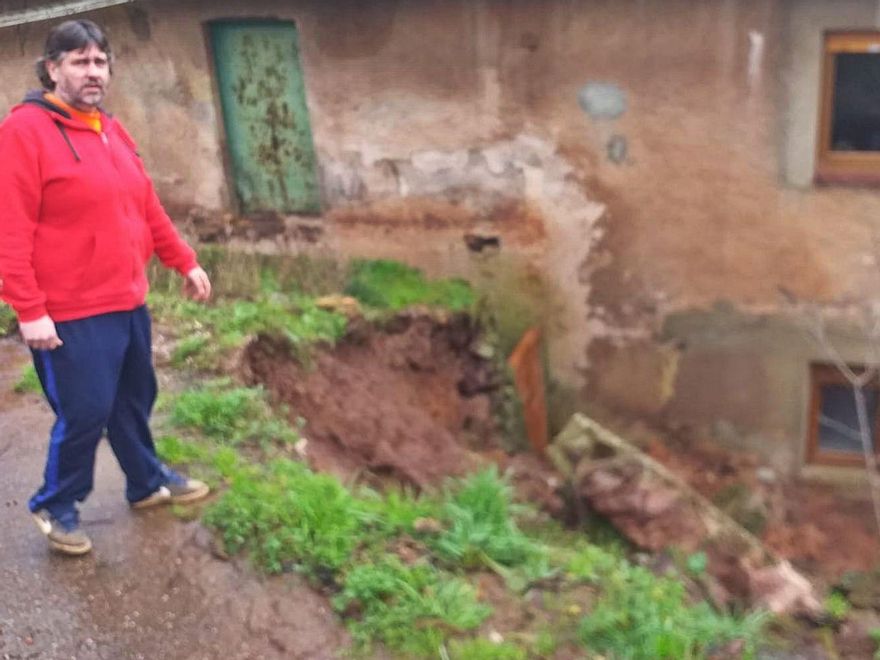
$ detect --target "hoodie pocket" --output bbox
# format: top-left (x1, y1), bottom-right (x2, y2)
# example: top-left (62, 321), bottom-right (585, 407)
top-left (33, 226), bottom-right (91, 293)
top-left (78, 231), bottom-right (131, 295)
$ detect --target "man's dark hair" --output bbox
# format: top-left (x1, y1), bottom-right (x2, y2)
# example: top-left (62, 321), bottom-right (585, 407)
top-left (36, 19), bottom-right (112, 90)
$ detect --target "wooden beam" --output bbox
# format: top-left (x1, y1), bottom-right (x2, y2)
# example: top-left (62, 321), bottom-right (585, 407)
top-left (0, 0), bottom-right (134, 29)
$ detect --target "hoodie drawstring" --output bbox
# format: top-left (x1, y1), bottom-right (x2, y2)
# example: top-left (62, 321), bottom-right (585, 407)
top-left (53, 120), bottom-right (81, 163)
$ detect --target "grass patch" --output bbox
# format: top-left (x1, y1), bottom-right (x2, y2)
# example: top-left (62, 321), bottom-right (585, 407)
top-left (199, 461), bottom-right (764, 657)
top-left (149, 292), bottom-right (348, 371)
top-left (577, 554), bottom-right (766, 659)
top-left (345, 259), bottom-right (475, 311)
top-left (447, 638), bottom-right (528, 660)
top-left (204, 459), bottom-right (365, 575)
top-left (168, 381), bottom-right (299, 448)
top-left (155, 434), bottom-right (213, 465)
top-left (0, 304), bottom-right (16, 337)
top-left (334, 558), bottom-right (492, 657)
top-left (432, 467), bottom-right (541, 571)
top-left (13, 363), bottom-right (40, 394)
top-left (149, 253), bottom-right (483, 373)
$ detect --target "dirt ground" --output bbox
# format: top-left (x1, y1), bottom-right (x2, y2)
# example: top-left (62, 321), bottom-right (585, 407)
top-left (241, 310), bottom-right (564, 518)
top-left (643, 433), bottom-right (880, 586)
top-left (243, 312), bottom-right (504, 490)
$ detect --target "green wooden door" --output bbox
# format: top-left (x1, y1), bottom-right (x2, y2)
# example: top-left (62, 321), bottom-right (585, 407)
top-left (211, 21), bottom-right (321, 214)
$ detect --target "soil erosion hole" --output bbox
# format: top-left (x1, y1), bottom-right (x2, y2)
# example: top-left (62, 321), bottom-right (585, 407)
top-left (241, 312), bottom-right (507, 490)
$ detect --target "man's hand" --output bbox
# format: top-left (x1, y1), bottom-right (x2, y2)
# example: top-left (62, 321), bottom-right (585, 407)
top-left (184, 266), bottom-right (211, 302)
top-left (20, 315), bottom-right (62, 350)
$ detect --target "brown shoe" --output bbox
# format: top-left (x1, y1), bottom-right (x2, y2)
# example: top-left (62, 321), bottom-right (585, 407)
top-left (32, 511), bottom-right (93, 556)
top-left (131, 479), bottom-right (210, 510)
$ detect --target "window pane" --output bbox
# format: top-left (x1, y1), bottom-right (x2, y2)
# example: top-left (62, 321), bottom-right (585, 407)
top-left (818, 384), bottom-right (877, 453)
top-left (831, 53), bottom-right (880, 151)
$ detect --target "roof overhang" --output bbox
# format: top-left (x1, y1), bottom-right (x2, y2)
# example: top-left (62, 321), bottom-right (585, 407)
top-left (0, 0), bottom-right (134, 29)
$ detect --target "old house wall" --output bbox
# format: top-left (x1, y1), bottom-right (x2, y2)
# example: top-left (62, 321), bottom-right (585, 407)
top-left (2, 0), bottom-right (880, 471)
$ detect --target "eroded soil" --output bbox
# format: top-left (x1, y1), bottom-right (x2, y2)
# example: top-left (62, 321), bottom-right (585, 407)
top-left (242, 312), bottom-right (504, 490)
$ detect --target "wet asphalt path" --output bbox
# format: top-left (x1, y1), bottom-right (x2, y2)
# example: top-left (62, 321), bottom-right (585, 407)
top-left (0, 339), bottom-right (348, 659)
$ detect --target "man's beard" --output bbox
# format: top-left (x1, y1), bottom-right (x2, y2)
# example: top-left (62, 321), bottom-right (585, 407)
top-left (60, 81), bottom-right (105, 109)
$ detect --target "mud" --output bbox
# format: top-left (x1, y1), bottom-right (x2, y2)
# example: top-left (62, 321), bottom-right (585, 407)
top-left (242, 312), bottom-right (503, 490)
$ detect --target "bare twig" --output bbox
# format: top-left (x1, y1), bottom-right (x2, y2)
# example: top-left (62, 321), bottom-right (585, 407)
top-left (780, 285), bottom-right (880, 537)
top-left (853, 387), bottom-right (880, 535)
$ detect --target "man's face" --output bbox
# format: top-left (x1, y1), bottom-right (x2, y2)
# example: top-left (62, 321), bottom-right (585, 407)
top-left (46, 42), bottom-right (110, 110)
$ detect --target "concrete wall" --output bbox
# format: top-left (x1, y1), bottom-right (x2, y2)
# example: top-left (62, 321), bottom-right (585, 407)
top-left (4, 0), bottom-right (880, 471)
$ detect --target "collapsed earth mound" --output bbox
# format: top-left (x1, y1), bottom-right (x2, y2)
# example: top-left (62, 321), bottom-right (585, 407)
top-left (242, 311), bottom-right (504, 490)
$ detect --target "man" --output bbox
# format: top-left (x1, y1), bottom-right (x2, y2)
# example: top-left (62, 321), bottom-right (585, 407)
top-left (0, 20), bottom-right (212, 556)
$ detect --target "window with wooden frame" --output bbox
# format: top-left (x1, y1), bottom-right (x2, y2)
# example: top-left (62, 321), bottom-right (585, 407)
top-left (816, 31), bottom-right (880, 184)
top-left (807, 363), bottom-right (880, 466)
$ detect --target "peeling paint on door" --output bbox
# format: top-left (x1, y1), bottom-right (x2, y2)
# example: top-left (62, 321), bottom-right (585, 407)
top-left (210, 20), bottom-right (321, 214)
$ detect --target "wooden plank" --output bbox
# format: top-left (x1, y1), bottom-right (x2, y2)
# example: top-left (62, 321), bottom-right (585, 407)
top-left (0, 0), bottom-right (133, 29)
top-left (508, 327), bottom-right (549, 454)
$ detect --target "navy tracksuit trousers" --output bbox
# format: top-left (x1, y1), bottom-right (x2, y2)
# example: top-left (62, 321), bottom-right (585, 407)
top-left (28, 306), bottom-right (171, 527)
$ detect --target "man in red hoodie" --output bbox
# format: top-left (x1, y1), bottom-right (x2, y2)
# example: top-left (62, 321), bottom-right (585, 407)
top-left (0, 20), bottom-right (212, 555)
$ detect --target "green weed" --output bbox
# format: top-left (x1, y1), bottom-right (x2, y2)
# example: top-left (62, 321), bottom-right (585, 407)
top-left (170, 334), bottom-right (210, 366)
top-left (824, 592), bottom-right (851, 622)
top-left (0, 304), bottom-right (16, 337)
top-left (564, 543), bottom-right (622, 583)
top-left (154, 435), bottom-right (245, 488)
top-left (359, 487), bottom-right (442, 537)
top-left (686, 551), bottom-right (709, 577)
top-left (153, 293), bottom-right (348, 370)
top-left (13, 363), bottom-right (40, 394)
top-left (532, 629), bottom-right (558, 656)
top-left (870, 627), bottom-right (880, 659)
top-left (578, 558), bottom-right (766, 659)
top-left (447, 638), bottom-right (528, 660)
top-left (197, 452), bottom-right (764, 657)
top-left (334, 557), bottom-right (491, 656)
top-left (204, 458), bottom-right (365, 575)
top-left (432, 467), bottom-right (541, 570)
top-left (155, 434), bottom-right (213, 465)
top-left (168, 382), bottom-right (298, 447)
top-left (346, 259), bottom-right (475, 311)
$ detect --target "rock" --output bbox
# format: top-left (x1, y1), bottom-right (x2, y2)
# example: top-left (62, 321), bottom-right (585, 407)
top-left (470, 340), bottom-right (495, 360)
top-left (413, 517), bottom-right (443, 534)
top-left (314, 295), bottom-right (361, 317)
top-left (546, 444), bottom-right (575, 478)
top-left (748, 561), bottom-right (822, 617)
top-left (837, 568), bottom-right (880, 610)
top-left (577, 462), bottom-right (707, 552)
top-left (713, 483), bottom-right (769, 535)
top-left (551, 414), bottom-right (823, 616)
top-left (756, 467), bottom-right (777, 484)
top-left (553, 422), bottom-right (596, 464)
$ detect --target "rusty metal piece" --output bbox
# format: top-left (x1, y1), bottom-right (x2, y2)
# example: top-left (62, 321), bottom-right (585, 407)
top-left (508, 327), bottom-right (549, 454)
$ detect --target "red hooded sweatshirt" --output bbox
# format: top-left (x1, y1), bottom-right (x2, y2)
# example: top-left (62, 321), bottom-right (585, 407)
top-left (0, 92), bottom-right (198, 323)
